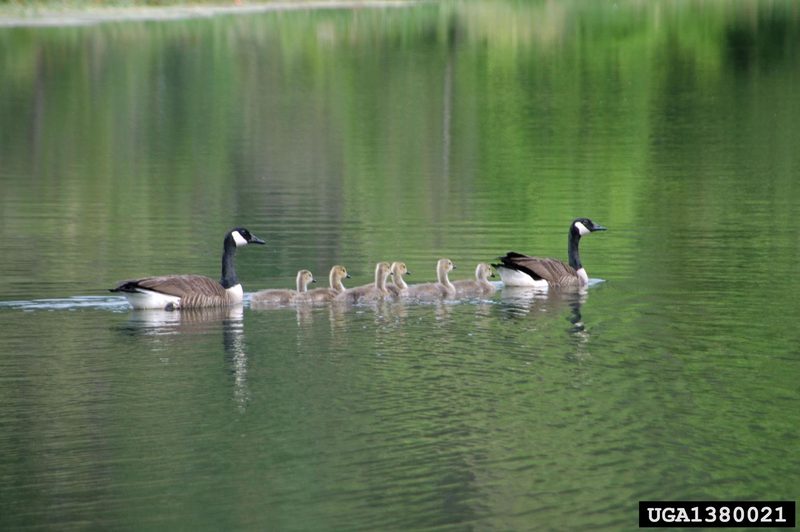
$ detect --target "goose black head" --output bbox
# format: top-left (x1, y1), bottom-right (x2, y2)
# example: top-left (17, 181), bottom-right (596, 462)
top-left (230, 227), bottom-right (266, 247)
top-left (571, 218), bottom-right (607, 237)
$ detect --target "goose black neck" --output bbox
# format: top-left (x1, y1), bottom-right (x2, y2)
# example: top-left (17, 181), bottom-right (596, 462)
top-left (220, 234), bottom-right (239, 289)
top-left (568, 228), bottom-right (582, 270)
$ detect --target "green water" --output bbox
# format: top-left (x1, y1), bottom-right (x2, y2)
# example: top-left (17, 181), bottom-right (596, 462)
top-left (1, 1), bottom-right (799, 529)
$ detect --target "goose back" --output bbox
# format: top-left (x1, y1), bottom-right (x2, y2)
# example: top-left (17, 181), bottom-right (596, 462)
top-left (494, 253), bottom-right (581, 287)
top-left (112, 274), bottom-right (238, 309)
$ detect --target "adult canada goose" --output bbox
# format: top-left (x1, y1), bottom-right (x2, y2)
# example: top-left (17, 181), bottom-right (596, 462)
top-left (387, 262), bottom-right (410, 297)
top-left (494, 218), bottom-right (607, 288)
top-left (335, 262), bottom-right (392, 303)
top-left (406, 258), bottom-right (456, 298)
top-left (110, 227), bottom-right (265, 310)
top-left (251, 270), bottom-right (315, 306)
top-left (453, 263), bottom-right (497, 297)
top-left (303, 265), bottom-right (351, 303)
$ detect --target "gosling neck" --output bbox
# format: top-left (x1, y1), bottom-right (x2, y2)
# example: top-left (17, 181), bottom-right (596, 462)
top-left (374, 264), bottom-right (389, 292)
top-left (476, 265), bottom-right (491, 286)
top-left (330, 270), bottom-right (345, 292)
top-left (296, 272), bottom-right (310, 292)
top-left (393, 266), bottom-right (408, 289)
top-left (437, 265), bottom-right (454, 290)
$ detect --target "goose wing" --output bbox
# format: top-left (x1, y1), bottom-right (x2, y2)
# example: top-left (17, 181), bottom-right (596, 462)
top-left (112, 275), bottom-right (225, 298)
top-left (494, 252), bottom-right (577, 285)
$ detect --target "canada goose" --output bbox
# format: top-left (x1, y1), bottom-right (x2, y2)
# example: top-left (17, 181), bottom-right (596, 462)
top-left (110, 227), bottom-right (265, 310)
top-left (387, 262), bottom-right (410, 297)
top-left (335, 262), bottom-right (392, 303)
top-left (453, 263), bottom-right (497, 297)
top-left (493, 218), bottom-right (607, 287)
top-left (406, 258), bottom-right (456, 298)
top-left (303, 265), bottom-right (351, 303)
top-left (251, 270), bottom-right (315, 305)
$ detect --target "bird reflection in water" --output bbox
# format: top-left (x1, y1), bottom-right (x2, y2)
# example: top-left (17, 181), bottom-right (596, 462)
top-left (499, 285), bottom-right (592, 359)
top-left (117, 306), bottom-right (251, 412)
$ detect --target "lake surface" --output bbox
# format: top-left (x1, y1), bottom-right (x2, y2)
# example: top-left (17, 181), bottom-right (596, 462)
top-left (1, 1), bottom-right (799, 529)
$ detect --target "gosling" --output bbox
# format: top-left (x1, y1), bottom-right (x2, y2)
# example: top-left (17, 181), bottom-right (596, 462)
top-left (303, 265), bottom-right (351, 303)
top-left (251, 270), bottom-right (315, 306)
top-left (335, 262), bottom-right (392, 303)
top-left (406, 258), bottom-right (456, 299)
top-left (387, 262), bottom-right (410, 297)
top-left (453, 263), bottom-right (496, 297)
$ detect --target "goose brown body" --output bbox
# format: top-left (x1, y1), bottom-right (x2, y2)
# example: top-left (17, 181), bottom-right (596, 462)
top-left (494, 218), bottom-right (607, 288)
top-left (110, 227), bottom-right (265, 310)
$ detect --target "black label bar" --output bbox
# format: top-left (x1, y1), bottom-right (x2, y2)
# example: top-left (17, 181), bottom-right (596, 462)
top-left (639, 501), bottom-right (795, 528)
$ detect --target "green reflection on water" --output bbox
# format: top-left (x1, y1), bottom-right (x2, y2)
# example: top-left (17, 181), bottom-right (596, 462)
top-left (0, 1), bottom-right (799, 530)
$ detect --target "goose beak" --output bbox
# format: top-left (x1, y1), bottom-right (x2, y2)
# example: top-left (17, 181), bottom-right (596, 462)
top-left (592, 225), bottom-right (607, 232)
top-left (250, 235), bottom-right (266, 245)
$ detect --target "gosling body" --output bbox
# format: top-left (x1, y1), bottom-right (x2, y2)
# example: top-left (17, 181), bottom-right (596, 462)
top-left (453, 263), bottom-right (496, 297)
top-left (387, 262), bottom-right (410, 297)
top-left (251, 270), bottom-right (315, 306)
top-left (406, 259), bottom-right (456, 299)
top-left (304, 265), bottom-right (350, 303)
top-left (336, 262), bottom-right (392, 303)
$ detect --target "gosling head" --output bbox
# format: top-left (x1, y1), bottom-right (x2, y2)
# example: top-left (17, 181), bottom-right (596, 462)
top-left (476, 263), bottom-right (494, 281)
top-left (331, 265), bottom-right (350, 280)
top-left (437, 258), bottom-right (455, 274)
top-left (329, 265), bottom-right (350, 291)
top-left (391, 262), bottom-right (409, 277)
top-left (296, 269), bottom-right (315, 291)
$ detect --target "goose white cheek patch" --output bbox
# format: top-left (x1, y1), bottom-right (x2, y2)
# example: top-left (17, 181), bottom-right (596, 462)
top-left (575, 222), bottom-right (591, 236)
top-left (232, 231), bottom-right (249, 247)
